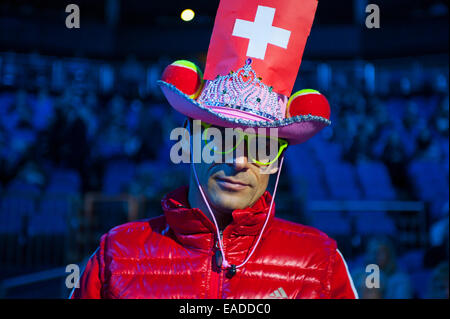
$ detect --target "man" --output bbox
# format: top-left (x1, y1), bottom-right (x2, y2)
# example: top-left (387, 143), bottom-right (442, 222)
top-left (71, 0), bottom-right (358, 299)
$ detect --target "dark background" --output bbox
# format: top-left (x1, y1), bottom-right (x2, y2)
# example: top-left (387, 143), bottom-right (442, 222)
top-left (0, 0), bottom-right (448, 299)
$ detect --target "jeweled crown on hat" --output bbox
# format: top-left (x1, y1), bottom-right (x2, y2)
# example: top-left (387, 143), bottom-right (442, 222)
top-left (198, 58), bottom-right (287, 121)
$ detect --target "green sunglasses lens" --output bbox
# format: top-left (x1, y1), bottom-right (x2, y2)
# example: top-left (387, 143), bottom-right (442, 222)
top-left (248, 135), bottom-right (288, 165)
top-left (201, 122), bottom-right (288, 164)
top-left (202, 124), bottom-right (245, 155)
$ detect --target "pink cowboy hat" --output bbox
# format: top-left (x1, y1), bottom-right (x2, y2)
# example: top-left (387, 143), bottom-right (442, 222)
top-left (158, 0), bottom-right (331, 145)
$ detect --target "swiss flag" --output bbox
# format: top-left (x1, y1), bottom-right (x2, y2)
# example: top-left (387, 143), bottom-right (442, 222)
top-left (204, 0), bottom-right (318, 96)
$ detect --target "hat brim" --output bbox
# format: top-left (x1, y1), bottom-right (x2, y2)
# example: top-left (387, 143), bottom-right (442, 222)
top-left (158, 80), bottom-right (330, 145)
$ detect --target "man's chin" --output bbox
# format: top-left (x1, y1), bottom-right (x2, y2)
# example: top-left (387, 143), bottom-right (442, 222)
top-left (209, 189), bottom-right (253, 212)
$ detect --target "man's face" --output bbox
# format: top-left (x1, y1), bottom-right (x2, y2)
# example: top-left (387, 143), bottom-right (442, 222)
top-left (188, 120), bottom-right (281, 213)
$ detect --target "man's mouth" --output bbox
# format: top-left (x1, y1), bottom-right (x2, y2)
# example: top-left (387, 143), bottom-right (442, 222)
top-left (216, 176), bottom-right (250, 191)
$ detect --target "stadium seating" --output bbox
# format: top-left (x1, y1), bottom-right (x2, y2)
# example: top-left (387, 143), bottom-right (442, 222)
top-left (408, 161), bottom-right (449, 219)
top-left (350, 211), bottom-right (396, 235)
top-left (284, 146), bottom-right (329, 200)
top-left (309, 211), bottom-right (351, 236)
top-left (323, 161), bottom-right (362, 200)
top-left (46, 169), bottom-right (81, 194)
top-left (0, 181), bottom-right (39, 234)
top-left (102, 159), bottom-right (137, 195)
top-left (356, 160), bottom-right (396, 200)
top-left (410, 270), bottom-right (433, 299)
top-left (397, 249), bottom-right (425, 273)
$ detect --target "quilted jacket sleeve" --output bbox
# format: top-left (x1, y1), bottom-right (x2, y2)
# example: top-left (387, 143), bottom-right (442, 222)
top-left (69, 234), bottom-right (106, 299)
top-left (329, 249), bottom-right (359, 299)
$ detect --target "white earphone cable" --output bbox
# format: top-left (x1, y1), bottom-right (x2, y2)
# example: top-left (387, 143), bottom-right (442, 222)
top-left (188, 119), bottom-right (284, 272)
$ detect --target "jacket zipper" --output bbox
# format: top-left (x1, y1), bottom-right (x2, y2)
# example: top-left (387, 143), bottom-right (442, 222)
top-left (210, 231), bottom-right (223, 299)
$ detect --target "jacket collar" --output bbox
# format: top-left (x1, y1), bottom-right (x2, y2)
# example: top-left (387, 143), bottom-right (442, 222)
top-left (161, 185), bottom-right (275, 251)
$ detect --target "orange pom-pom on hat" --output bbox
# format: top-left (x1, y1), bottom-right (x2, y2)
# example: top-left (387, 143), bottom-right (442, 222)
top-left (161, 60), bottom-right (204, 99)
top-left (286, 89), bottom-right (330, 120)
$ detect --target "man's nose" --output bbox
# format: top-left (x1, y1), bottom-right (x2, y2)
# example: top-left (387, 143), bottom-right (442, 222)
top-left (230, 153), bottom-right (249, 170)
top-left (224, 136), bottom-right (250, 169)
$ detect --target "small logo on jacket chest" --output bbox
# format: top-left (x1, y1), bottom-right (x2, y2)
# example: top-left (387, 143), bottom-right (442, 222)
top-left (267, 287), bottom-right (288, 299)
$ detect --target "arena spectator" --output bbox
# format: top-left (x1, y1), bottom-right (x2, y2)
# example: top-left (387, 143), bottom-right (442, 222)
top-left (427, 262), bottom-right (449, 299)
top-left (359, 237), bottom-right (413, 299)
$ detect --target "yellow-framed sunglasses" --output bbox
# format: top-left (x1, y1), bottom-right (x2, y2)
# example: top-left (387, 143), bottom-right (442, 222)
top-left (200, 121), bottom-right (288, 166)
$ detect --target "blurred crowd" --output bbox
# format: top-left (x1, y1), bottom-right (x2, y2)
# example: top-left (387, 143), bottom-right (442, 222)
top-left (1, 53), bottom-right (448, 198)
top-left (0, 53), bottom-right (188, 198)
top-left (352, 236), bottom-right (448, 299)
top-left (0, 87), bottom-right (180, 193)
top-left (0, 52), bottom-right (448, 298)
top-left (324, 72), bottom-right (449, 199)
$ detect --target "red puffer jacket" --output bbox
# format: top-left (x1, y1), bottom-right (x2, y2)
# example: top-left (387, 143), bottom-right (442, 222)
top-left (71, 185), bottom-right (358, 299)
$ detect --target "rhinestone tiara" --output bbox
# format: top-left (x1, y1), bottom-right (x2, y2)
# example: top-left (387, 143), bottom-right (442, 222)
top-left (197, 58), bottom-right (286, 121)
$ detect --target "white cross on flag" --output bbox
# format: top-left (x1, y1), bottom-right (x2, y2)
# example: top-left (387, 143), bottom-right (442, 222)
top-left (232, 6), bottom-right (291, 60)
top-left (204, 0), bottom-right (318, 96)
